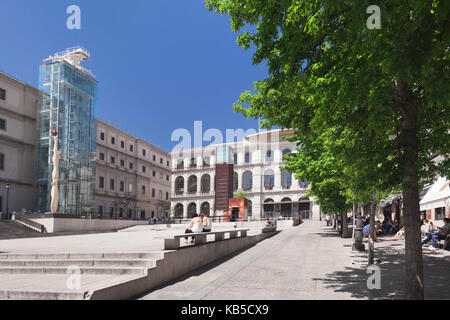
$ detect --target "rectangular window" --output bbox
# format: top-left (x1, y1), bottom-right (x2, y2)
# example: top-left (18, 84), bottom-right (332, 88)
top-left (120, 159), bottom-right (125, 167)
top-left (99, 176), bottom-right (104, 189)
top-left (100, 132), bottom-right (105, 141)
top-left (0, 88), bottom-right (5, 100)
top-left (99, 153), bottom-right (105, 161)
top-left (142, 166), bottom-right (146, 173)
top-left (110, 179), bottom-right (115, 191)
top-left (129, 162), bottom-right (134, 170)
top-left (120, 181), bottom-right (124, 192)
top-left (143, 149), bottom-right (146, 156)
top-left (0, 153), bottom-right (4, 170)
top-left (160, 158), bottom-right (163, 164)
top-left (110, 156), bottom-right (115, 164)
top-left (142, 185), bottom-right (146, 195)
top-left (111, 137), bottom-right (115, 145)
top-left (167, 160), bottom-right (170, 167)
top-left (152, 170), bottom-right (156, 177)
top-left (130, 145), bottom-right (134, 152)
top-left (166, 175), bottom-right (169, 181)
top-left (121, 141), bottom-right (125, 148)
top-left (152, 188), bottom-right (156, 198)
top-left (0, 118), bottom-right (6, 131)
top-left (166, 192), bottom-right (169, 200)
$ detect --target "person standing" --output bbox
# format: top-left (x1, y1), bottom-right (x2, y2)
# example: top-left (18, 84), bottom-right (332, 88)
top-left (325, 214), bottom-right (331, 226)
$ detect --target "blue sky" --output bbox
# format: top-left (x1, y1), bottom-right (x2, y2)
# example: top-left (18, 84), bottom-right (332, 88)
top-left (0, 0), bottom-right (267, 151)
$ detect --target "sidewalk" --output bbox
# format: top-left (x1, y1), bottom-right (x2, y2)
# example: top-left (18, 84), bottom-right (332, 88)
top-left (139, 221), bottom-right (450, 300)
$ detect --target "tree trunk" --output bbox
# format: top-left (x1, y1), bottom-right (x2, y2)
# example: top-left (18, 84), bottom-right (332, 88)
top-left (398, 79), bottom-right (424, 300)
top-left (368, 193), bottom-right (377, 265)
top-left (353, 203), bottom-right (365, 251)
top-left (341, 212), bottom-right (350, 238)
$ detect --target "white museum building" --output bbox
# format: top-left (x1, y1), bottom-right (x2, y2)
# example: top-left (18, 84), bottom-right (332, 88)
top-left (170, 129), bottom-right (321, 220)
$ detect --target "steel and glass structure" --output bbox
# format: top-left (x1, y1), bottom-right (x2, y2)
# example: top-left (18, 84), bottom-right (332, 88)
top-left (36, 47), bottom-right (98, 214)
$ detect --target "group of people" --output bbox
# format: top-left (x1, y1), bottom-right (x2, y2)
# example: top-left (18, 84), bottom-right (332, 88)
top-left (421, 218), bottom-right (450, 251)
top-left (184, 213), bottom-right (212, 243)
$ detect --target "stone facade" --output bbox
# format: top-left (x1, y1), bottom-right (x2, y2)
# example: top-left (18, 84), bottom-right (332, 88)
top-left (94, 120), bottom-right (171, 220)
top-left (171, 130), bottom-right (321, 220)
top-left (0, 72), bottom-right (39, 214)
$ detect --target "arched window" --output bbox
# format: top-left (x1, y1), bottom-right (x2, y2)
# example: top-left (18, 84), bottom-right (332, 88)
top-left (201, 174), bottom-right (211, 193)
top-left (299, 180), bottom-right (309, 189)
top-left (245, 152), bottom-right (251, 163)
top-left (281, 170), bottom-right (292, 189)
top-left (263, 199), bottom-right (274, 218)
top-left (266, 150), bottom-right (273, 161)
top-left (190, 157), bottom-right (197, 168)
top-left (282, 149), bottom-right (291, 162)
top-left (247, 200), bottom-right (252, 217)
top-left (264, 169), bottom-right (275, 190)
top-left (281, 197), bottom-right (292, 217)
top-left (188, 175), bottom-right (197, 194)
top-left (233, 172), bottom-right (239, 192)
top-left (242, 170), bottom-right (253, 191)
top-left (174, 203), bottom-right (184, 218)
top-left (187, 202), bottom-right (197, 218)
top-left (200, 202), bottom-right (210, 216)
top-left (175, 176), bottom-right (184, 195)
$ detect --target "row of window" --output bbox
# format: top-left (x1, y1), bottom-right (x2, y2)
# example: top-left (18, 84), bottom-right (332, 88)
top-left (174, 171), bottom-right (308, 194)
top-left (96, 207), bottom-right (154, 220)
top-left (98, 152), bottom-right (170, 181)
top-left (99, 131), bottom-right (170, 167)
top-left (177, 149), bottom-right (292, 169)
top-left (98, 176), bottom-right (169, 200)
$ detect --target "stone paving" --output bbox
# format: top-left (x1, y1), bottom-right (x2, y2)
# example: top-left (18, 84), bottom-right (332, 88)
top-left (139, 221), bottom-right (450, 300)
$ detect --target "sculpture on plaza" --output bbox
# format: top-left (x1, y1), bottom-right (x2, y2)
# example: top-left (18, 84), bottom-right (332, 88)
top-left (50, 130), bottom-right (62, 213)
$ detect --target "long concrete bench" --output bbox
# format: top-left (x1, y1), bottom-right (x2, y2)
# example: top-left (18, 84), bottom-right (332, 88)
top-left (262, 226), bottom-right (277, 233)
top-left (164, 229), bottom-right (250, 250)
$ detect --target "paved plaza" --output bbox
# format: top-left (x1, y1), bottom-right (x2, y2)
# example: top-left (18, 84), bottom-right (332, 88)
top-left (0, 220), bottom-right (448, 299)
top-left (139, 221), bottom-right (450, 300)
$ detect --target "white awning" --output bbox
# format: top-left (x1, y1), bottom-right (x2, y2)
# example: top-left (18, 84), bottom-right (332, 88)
top-left (420, 176), bottom-right (450, 211)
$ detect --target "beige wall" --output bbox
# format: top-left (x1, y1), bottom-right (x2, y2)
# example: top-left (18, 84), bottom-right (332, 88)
top-left (0, 72), bottom-right (39, 213)
top-left (95, 120), bottom-right (171, 220)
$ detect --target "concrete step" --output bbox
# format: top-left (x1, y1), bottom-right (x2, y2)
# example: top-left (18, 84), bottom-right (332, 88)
top-left (0, 252), bottom-right (163, 260)
top-left (0, 266), bottom-right (149, 275)
top-left (0, 259), bottom-right (155, 267)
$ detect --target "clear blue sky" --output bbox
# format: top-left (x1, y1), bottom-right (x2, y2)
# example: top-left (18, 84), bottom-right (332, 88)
top-left (0, 0), bottom-right (267, 152)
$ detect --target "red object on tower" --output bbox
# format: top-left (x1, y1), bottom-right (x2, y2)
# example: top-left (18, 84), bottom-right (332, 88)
top-left (51, 130), bottom-right (58, 137)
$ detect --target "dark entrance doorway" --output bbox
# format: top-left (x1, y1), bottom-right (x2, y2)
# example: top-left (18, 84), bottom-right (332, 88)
top-left (231, 207), bottom-right (239, 222)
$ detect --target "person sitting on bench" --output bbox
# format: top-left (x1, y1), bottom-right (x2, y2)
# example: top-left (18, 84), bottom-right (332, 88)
top-left (428, 218), bottom-right (450, 251)
top-left (200, 213), bottom-right (212, 233)
top-left (185, 213), bottom-right (203, 244)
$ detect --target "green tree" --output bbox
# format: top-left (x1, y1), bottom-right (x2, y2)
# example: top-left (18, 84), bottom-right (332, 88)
top-left (235, 189), bottom-right (247, 199)
top-left (207, 0), bottom-right (450, 299)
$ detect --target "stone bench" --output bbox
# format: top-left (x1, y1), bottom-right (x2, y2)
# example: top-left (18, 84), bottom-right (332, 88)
top-left (164, 229), bottom-right (250, 250)
top-left (262, 226), bottom-right (277, 234)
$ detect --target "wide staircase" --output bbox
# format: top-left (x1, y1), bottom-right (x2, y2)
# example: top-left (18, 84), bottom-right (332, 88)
top-left (0, 252), bottom-right (163, 300)
top-left (0, 220), bottom-right (41, 240)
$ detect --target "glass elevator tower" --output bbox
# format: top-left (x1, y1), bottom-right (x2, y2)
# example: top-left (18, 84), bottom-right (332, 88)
top-left (35, 47), bottom-right (98, 215)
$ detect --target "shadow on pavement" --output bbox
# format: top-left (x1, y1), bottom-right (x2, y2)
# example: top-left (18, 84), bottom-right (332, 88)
top-left (313, 241), bottom-right (450, 300)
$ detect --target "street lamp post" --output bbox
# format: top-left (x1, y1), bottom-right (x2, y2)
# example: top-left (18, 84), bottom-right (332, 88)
top-left (6, 183), bottom-right (10, 219)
